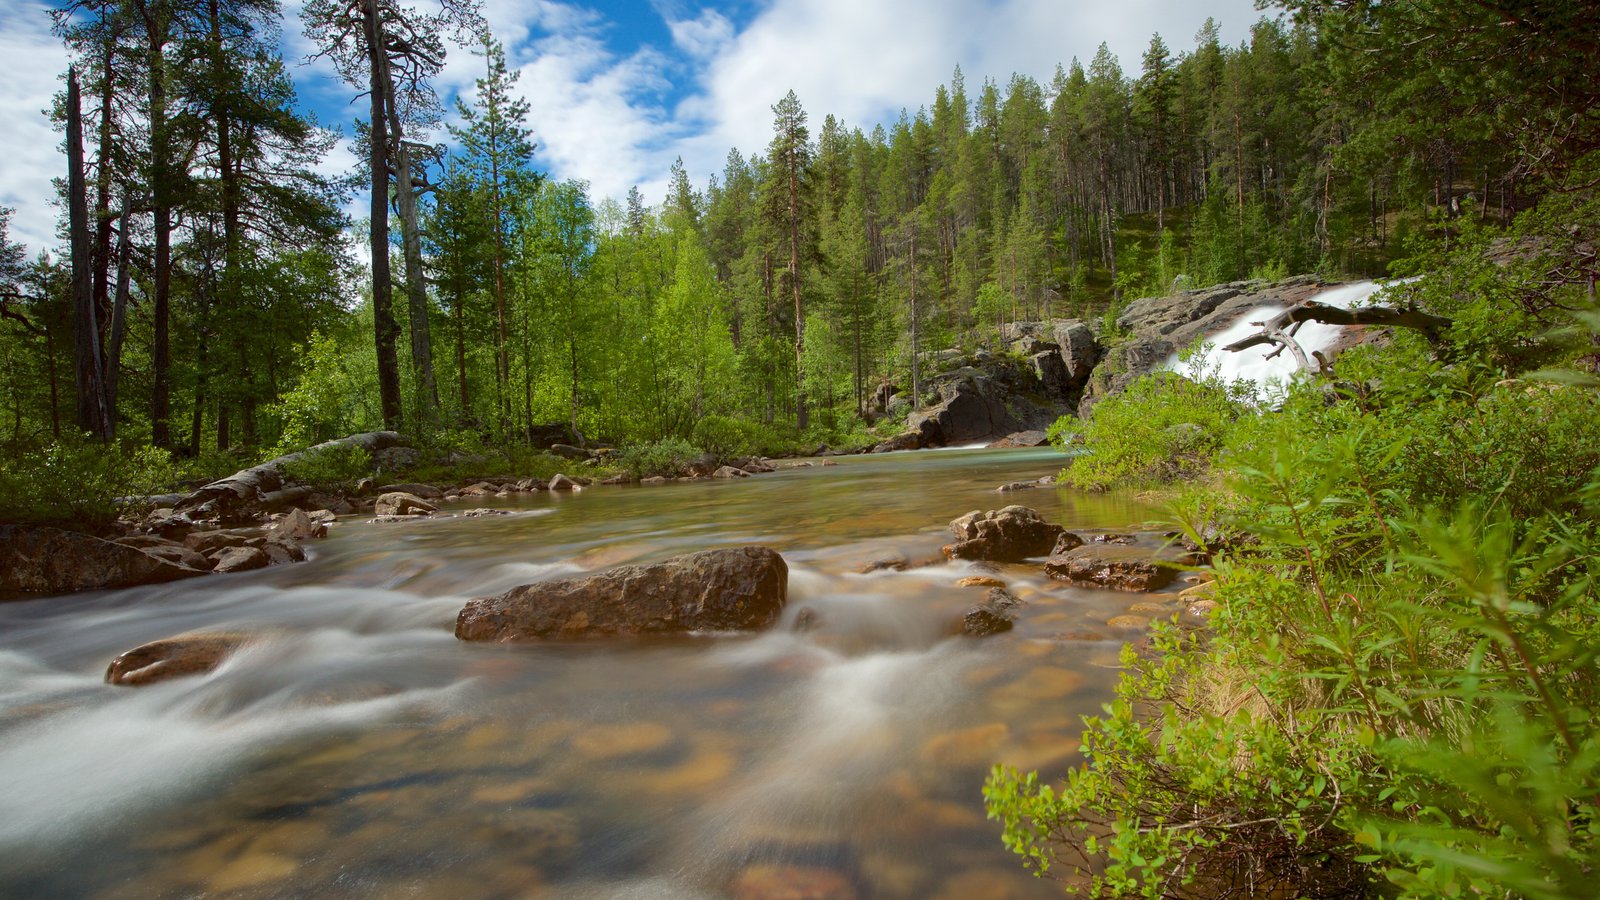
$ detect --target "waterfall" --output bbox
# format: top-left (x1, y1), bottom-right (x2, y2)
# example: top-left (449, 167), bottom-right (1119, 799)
top-left (1166, 280), bottom-right (1394, 393)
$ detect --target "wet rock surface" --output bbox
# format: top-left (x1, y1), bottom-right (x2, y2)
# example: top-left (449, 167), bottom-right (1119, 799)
top-left (374, 491), bottom-right (436, 517)
top-left (105, 631), bottom-right (256, 686)
top-left (943, 506), bottom-right (1065, 563)
top-left (455, 546), bottom-right (789, 641)
top-left (962, 588), bottom-right (1024, 637)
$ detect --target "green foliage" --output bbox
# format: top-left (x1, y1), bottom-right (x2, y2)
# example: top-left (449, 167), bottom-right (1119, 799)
top-left (691, 415), bottom-right (759, 460)
top-left (277, 442), bottom-right (374, 491)
top-left (614, 438), bottom-right (706, 479)
top-left (1055, 370), bottom-right (1252, 491)
top-left (988, 283), bottom-right (1600, 896)
top-left (265, 330), bottom-right (381, 456)
top-left (0, 440), bottom-right (185, 530)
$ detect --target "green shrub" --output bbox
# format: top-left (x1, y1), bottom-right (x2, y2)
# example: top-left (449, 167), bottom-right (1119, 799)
top-left (1055, 370), bottom-right (1252, 491)
top-left (277, 442), bottom-right (374, 490)
top-left (692, 415), bottom-right (758, 460)
top-left (615, 438), bottom-right (706, 478)
top-left (0, 440), bottom-right (184, 530)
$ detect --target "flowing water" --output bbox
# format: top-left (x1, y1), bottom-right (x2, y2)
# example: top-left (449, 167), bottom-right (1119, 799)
top-left (0, 446), bottom-right (1179, 899)
top-left (1167, 279), bottom-right (1399, 392)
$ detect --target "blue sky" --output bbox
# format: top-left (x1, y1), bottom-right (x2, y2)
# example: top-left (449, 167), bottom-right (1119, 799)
top-left (3, 0), bottom-right (1264, 255)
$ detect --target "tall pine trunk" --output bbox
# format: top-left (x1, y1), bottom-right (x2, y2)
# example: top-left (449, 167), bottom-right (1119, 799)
top-left (364, 0), bottom-right (403, 431)
top-left (67, 67), bottom-right (112, 442)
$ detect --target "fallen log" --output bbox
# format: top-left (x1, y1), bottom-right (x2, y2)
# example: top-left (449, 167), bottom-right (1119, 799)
top-left (1223, 301), bottom-right (1453, 366)
top-left (171, 431), bottom-right (408, 523)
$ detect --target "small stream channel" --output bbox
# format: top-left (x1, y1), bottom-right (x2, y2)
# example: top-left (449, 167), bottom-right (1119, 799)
top-left (0, 446), bottom-right (1182, 898)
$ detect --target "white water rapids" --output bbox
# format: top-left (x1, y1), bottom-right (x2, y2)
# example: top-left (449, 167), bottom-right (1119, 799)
top-left (1165, 280), bottom-right (1401, 393)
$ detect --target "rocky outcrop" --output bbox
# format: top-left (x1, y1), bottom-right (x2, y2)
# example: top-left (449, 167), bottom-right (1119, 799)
top-left (1080, 276), bottom-right (1332, 414)
top-left (905, 369), bottom-right (1026, 446)
top-left (1044, 543), bottom-right (1183, 592)
top-left (171, 431), bottom-right (409, 523)
top-left (105, 631), bottom-right (254, 686)
top-left (0, 525), bottom-right (207, 596)
top-left (455, 546), bottom-right (789, 641)
top-left (943, 506), bottom-right (1065, 563)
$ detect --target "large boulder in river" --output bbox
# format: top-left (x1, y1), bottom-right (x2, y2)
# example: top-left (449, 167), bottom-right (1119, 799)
top-left (943, 506), bottom-right (1065, 563)
top-left (374, 491), bottom-right (436, 517)
top-left (0, 525), bottom-right (207, 596)
top-left (455, 546), bottom-right (789, 641)
top-left (105, 631), bottom-right (254, 686)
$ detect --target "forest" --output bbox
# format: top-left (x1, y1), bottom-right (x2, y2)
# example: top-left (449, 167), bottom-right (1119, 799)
top-left (3, 0), bottom-right (1600, 896)
top-left (0, 0), bottom-right (1535, 475)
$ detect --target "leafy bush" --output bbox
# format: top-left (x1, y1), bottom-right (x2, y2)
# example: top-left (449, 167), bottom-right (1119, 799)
top-left (692, 415), bottom-right (758, 460)
top-left (1055, 370), bottom-right (1252, 491)
top-left (614, 438), bottom-right (706, 478)
top-left (277, 442), bottom-right (374, 490)
top-left (0, 440), bottom-right (184, 530)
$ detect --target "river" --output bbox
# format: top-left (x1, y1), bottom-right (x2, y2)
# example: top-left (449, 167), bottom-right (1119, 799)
top-left (0, 445), bottom-right (1172, 898)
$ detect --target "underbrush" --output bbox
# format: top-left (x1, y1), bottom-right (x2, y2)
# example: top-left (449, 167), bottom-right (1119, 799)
top-left (0, 440), bottom-right (188, 531)
top-left (988, 241), bottom-right (1600, 896)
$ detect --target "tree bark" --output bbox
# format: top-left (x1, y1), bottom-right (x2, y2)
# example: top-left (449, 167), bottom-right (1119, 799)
top-left (364, 0), bottom-right (404, 431)
top-left (68, 67), bottom-right (112, 442)
top-left (171, 430), bottom-right (410, 522)
top-left (1223, 301), bottom-right (1453, 362)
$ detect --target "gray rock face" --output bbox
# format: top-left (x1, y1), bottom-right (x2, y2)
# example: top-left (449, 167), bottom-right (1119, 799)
top-left (943, 506), bottom-right (1065, 563)
top-left (906, 371), bottom-right (1024, 446)
top-left (1031, 351), bottom-right (1073, 399)
top-left (0, 526), bottom-right (207, 596)
top-left (455, 546), bottom-right (789, 641)
top-left (1080, 276), bottom-right (1332, 414)
top-left (374, 446), bottom-right (421, 471)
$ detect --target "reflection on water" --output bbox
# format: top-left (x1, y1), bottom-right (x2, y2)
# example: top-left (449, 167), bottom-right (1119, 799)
top-left (0, 447), bottom-right (1174, 898)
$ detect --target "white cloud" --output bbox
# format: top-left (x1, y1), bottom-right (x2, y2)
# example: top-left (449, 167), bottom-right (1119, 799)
top-left (484, 0), bottom-right (1263, 208)
top-left (0, 2), bottom-right (71, 257)
top-left (667, 8), bottom-right (733, 59)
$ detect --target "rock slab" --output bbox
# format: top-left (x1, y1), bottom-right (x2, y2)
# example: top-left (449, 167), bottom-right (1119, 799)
top-left (0, 525), bottom-right (206, 596)
top-left (455, 546), bottom-right (789, 641)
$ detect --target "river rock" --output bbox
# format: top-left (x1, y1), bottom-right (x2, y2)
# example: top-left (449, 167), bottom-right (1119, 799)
top-left (943, 506), bottom-right (1065, 563)
top-left (872, 431), bottom-right (922, 453)
top-left (1044, 544), bottom-right (1179, 591)
top-left (548, 474), bottom-right (581, 491)
top-left (455, 546), bottom-right (789, 641)
top-left (712, 465), bottom-right (749, 478)
top-left (377, 482), bottom-right (444, 500)
top-left (271, 508), bottom-right (327, 542)
top-left (183, 529), bottom-right (259, 554)
top-left (211, 546), bottom-right (271, 574)
top-left (956, 576), bottom-right (1007, 588)
top-left (261, 539), bottom-right (307, 565)
top-left (105, 631), bottom-right (253, 686)
top-left (1052, 531), bottom-right (1085, 555)
top-left (115, 535), bottom-right (213, 572)
top-left (374, 491), bottom-right (436, 517)
top-left (962, 588), bottom-right (1024, 637)
top-left (0, 525), bottom-right (207, 595)
top-left (641, 476), bottom-right (668, 485)
top-left (987, 430), bottom-right (1049, 448)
